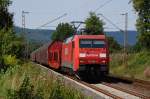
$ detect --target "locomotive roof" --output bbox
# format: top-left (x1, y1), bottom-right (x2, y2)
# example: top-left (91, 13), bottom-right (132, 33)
top-left (75, 35), bottom-right (106, 39)
top-left (64, 35), bottom-right (106, 43)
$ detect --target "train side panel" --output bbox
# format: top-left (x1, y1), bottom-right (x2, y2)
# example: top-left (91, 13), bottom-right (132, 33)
top-left (61, 36), bottom-right (79, 71)
top-left (48, 41), bottom-right (62, 69)
top-left (30, 52), bottom-right (35, 62)
top-left (34, 44), bottom-right (50, 65)
top-left (73, 36), bottom-right (80, 71)
top-left (61, 41), bottom-right (74, 68)
top-left (40, 46), bottom-right (49, 65)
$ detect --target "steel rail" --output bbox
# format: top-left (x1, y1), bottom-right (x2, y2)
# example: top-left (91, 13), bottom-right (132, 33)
top-left (102, 82), bottom-right (150, 99)
top-left (66, 75), bottom-right (122, 99)
top-left (109, 75), bottom-right (150, 89)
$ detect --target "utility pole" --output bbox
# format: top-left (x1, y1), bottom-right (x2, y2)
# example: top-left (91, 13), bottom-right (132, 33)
top-left (22, 11), bottom-right (29, 60)
top-left (97, 13), bottom-right (128, 67)
top-left (121, 13), bottom-right (128, 67)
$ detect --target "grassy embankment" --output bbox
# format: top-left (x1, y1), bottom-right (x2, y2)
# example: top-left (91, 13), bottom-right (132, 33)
top-left (0, 62), bottom-right (88, 99)
top-left (110, 50), bottom-right (150, 81)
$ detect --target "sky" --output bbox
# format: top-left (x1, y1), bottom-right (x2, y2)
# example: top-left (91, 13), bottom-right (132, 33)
top-left (9, 0), bottom-right (137, 31)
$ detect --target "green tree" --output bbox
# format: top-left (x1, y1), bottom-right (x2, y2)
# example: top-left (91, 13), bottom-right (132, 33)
top-left (0, 0), bottom-right (24, 70)
top-left (85, 12), bottom-right (104, 35)
top-left (0, 29), bottom-right (24, 70)
top-left (133, 0), bottom-right (150, 49)
top-left (0, 0), bottom-right (13, 29)
top-left (0, 29), bottom-right (24, 57)
top-left (51, 23), bottom-right (74, 41)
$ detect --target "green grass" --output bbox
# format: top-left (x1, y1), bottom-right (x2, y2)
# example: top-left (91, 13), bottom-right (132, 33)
top-left (0, 62), bottom-right (88, 99)
top-left (110, 51), bottom-right (150, 81)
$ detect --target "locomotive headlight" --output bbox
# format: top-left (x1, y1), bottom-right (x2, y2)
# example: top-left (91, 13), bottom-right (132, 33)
top-left (79, 53), bottom-right (86, 57)
top-left (99, 53), bottom-right (106, 58)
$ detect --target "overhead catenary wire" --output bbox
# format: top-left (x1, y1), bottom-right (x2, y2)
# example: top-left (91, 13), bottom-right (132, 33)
top-left (42, 26), bottom-right (57, 28)
top-left (128, 0), bottom-right (132, 4)
top-left (97, 13), bottom-right (124, 32)
top-left (94, 0), bottom-right (113, 12)
top-left (37, 13), bottom-right (67, 29)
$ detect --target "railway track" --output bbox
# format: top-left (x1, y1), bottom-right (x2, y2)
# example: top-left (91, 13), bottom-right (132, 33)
top-left (101, 82), bottom-right (149, 99)
top-left (65, 75), bottom-right (122, 99)
top-left (107, 75), bottom-right (150, 98)
top-left (91, 75), bottom-right (150, 99)
top-left (109, 75), bottom-right (150, 90)
top-left (34, 63), bottom-right (150, 99)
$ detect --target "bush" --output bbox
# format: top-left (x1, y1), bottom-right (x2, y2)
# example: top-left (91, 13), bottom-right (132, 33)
top-left (7, 76), bottom-right (44, 99)
top-left (3, 55), bottom-right (19, 66)
top-left (110, 50), bottom-right (150, 80)
top-left (0, 55), bottom-right (19, 72)
top-left (6, 75), bottom-right (85, 99)
top-left (49, 79), bottom-right (84, 99)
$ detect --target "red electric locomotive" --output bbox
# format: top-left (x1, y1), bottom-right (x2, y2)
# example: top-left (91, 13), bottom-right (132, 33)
top-left (61, 35), bottom-right (109, 76)
top-left (31, 34), bottom-right (109, 78)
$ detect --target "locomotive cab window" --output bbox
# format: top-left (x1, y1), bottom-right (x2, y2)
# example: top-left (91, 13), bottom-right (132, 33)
top-left (79, 39), bottom-right (105, 48)
top-left (93, 40), bottom-right (105, 48)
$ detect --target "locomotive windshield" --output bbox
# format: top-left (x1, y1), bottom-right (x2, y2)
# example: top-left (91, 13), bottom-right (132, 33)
top-left (79, 39), bottom-right (105, 48)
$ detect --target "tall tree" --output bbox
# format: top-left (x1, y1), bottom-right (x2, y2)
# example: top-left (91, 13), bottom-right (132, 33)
top-left (51, 23), bottom-right (74, 41)
top-left (0, 0), bottom-right (24, 69)
top-left (0, 0), bottom-right (13, 29)
top-left (85, 12), bottom-right (104, 35)
top-left (133, 0), bottom-right (150, 49)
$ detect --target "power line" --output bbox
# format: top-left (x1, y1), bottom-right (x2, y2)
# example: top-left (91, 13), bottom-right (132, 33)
top-left (37, 13), bottom-right (67, 29)
top-left (94, 0), bottom-right (113, 12)
top-left (128, 0), bottom-right (132, 4)
top-left (104, 27), bottom-right (117, 30)
top-left (97, 13), bottom-right (124, 32)
top-left (42, 26), bottom-right (57, 28)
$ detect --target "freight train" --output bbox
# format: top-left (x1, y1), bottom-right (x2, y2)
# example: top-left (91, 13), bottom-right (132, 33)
top-left (31, 34), bottom-right (109, 79)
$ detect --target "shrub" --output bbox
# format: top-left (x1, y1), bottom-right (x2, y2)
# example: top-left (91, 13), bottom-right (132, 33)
top-left (0, 55), bottom-right (19, 72)
top-left (3, 55), bottom-right (19, 66)
top-left (7, 76), bottom-right (44, 99)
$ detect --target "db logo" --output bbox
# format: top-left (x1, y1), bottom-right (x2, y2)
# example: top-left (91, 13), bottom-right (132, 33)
top-left (86, 54), bottom-right (98, 57)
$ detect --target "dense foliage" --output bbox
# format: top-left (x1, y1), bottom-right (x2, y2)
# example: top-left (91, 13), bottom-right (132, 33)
top-left (85, 12), bottom-right (104, 35)
top-left (51, 23), bottom-right (74, 41)
top-left (133, 0), bottom-right (150, 49)
top-left (0, 0), bottom-right (13, 29)
top-left (0, 29), bottom-right (24, 58)
top-left (0, 0), bottom-right (24, 70)
top-left (0, 63), bottom-right (86, 99)
top-left (7, 76), bottom-right (43, 99)
top-left (110, 51), bottom-right (150, 80)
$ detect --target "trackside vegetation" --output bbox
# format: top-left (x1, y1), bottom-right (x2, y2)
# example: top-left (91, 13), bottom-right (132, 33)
top-left (0, 62), bottom-right (88, 99)
top-left (110, 50), bottom-right (150, 81)
top-left (132, 0), bottom-right (150, 50)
